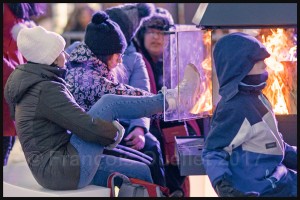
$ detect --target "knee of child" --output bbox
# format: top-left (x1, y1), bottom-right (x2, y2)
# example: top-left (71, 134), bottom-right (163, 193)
top-left (99, 94), bottom-right (116, 102)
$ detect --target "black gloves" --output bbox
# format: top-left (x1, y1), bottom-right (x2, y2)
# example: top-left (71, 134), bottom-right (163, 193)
top-left (215, 179), bottom-right (260, 197)
top-left (282, 144), bottom-right (297, 171)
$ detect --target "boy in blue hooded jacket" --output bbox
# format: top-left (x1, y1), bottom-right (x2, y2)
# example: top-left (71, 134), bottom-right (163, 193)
top-left (202, 32), bottom-right (297, 197)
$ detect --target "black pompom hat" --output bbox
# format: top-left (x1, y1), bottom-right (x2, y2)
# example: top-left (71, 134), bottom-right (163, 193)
top-left (84, 11), bottom-right (126, 56)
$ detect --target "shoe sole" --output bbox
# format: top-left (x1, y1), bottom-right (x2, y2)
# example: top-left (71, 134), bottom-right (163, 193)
top-left (181, 63), bottom-right (202, 113)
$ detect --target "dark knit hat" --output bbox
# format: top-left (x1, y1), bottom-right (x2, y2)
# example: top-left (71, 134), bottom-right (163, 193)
top-left (84, 11), bottom-right (126, 56)
top-left (105, 3), bottom-right (155, 45)
top-left (142, 7), bottom-right (174, 31)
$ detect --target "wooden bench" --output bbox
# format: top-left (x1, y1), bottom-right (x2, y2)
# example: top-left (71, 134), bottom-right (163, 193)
top-left (3, 161), bottom-right (110, 197)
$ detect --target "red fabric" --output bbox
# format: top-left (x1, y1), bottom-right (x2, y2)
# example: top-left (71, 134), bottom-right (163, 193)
top-left (3, 3), bottom-right (25, 136)
top-left (142, 55), bottom-right (157, 94)
top-left (107, 172), bottom-right (169, 197)
top-left (187, 120), bottom-right (201, 136)
top-left (161, 125), bottom-right (188, 165)
top-left (130, 177), bottom-right (170, 197)
top-left (182, 177), bottom-right (190, 197)
top-left (3, 3), bottom-right (24, 59)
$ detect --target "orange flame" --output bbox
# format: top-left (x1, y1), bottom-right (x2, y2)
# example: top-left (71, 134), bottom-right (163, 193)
top-left (260, 28), bottom-right (297, 114)
top-left (191, 30), bottom-right (213, 114)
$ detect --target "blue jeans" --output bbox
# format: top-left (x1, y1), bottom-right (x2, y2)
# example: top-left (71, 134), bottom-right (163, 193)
top-left (70, 93), bottom-right (165, 188)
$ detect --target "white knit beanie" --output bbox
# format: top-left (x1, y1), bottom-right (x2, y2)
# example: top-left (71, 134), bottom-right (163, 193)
top-left (17, 26), bottom-right (66, 65)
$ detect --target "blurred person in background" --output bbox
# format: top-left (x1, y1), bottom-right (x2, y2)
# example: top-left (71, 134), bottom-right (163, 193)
top-left (63, 4), bottom-right (95, 45)
top-left (3, 3), bottom-right (45, 166)
top-left (63, 4), bottom-right (95, 33)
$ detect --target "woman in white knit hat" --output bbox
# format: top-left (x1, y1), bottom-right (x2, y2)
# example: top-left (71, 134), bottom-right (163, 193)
top-left (4, 25), bottom-right (202, 191)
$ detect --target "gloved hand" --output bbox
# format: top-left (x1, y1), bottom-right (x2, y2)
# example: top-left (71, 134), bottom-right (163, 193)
top-left (283, 144), bottom-right (297, 171)
top-left (215, 179), bottom-right (260, 197)
top-left (106, 120), bottom-right (125, 150)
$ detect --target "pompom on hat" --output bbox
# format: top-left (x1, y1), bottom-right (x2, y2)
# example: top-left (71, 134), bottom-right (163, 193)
top-left (105, 3), bottom-right (155, 45)
top-left (84, 11), bottom-right (127, 56)
top-left (17, 26), bottom-right (66, 65)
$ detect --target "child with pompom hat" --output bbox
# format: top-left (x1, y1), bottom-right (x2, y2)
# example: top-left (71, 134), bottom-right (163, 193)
top-left (65, 4), bottom-right (167, 187)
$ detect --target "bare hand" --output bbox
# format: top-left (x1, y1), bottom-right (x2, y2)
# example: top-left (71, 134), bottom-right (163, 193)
top-left (124, 127), bottom-right (145, 150)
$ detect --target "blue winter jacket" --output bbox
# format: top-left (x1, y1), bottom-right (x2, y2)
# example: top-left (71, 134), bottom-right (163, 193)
top-left (202, 33), bottom-right (297, 197)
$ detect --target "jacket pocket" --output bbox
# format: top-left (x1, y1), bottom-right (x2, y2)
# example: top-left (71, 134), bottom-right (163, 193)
top-left (261, 165), bottom-right (294, 197)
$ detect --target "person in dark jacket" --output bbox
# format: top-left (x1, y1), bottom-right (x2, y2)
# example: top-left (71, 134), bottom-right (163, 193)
top-left (202, 32), bottom-right (297, 197)
top-left (4, 25), bottom-right (202, 190)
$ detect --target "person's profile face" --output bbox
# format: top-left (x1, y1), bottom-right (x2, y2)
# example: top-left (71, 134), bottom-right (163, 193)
top-left (55, 50), bottom-right (69, 69)
top-left (248, 60), bottom-right (267, 75)
top-left (107, 53), bottom-right (123, 70)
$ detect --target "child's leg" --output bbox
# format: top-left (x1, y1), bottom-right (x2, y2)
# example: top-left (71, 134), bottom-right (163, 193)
top-left (91, 154), bottom-right (153, 186)
top-left (70, 133), bottom-right (153, 189)
top-left (70, 63), bottom-right (201, 188)
top-left (70, 133), bottom-right (104, 189)
top-left (88, 63), bottom-right (202, 121)
top-left (88, 93), bottom-right (165, 121)
top-left (70, 95), bottom-right (159, 189)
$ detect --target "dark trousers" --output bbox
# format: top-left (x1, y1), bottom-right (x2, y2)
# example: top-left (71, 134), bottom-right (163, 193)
top-left (3, 136), bottom-right (16, 166)
top-left (149, 123), bottom-right (186, 193)
top-left (103, 125), bottom-right (166, 187)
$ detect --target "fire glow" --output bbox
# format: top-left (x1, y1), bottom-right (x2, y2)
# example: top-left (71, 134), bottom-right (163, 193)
top-left (260, 28), bottom-right (297, 114)
top-left (191, 30), bottom-right (213, 114)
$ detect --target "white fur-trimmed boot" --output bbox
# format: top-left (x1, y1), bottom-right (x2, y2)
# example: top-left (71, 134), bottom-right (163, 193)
top-left (162, 63), bottom-right (201, 113)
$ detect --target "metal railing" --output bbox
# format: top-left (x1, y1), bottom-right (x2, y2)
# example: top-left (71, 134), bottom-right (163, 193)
top-left (62, 31), bottom-right (85, 47)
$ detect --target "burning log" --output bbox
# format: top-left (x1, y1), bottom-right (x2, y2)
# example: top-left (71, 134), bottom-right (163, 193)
top-left (279, 61), bottom-right (297, 114)
top-left (260, 28), bottom-right (297, 114)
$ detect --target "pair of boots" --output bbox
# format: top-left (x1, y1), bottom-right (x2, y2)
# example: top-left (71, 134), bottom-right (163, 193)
top-left (163, 63), bottom-right (201, 113)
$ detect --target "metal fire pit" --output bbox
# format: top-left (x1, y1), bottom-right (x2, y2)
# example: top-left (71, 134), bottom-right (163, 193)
top-left (276, 114), bottom-right (297, 146)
